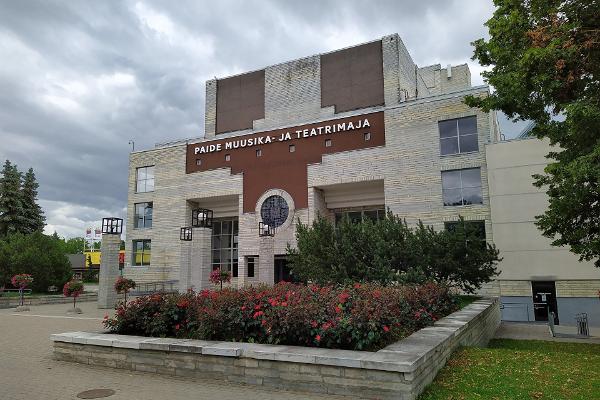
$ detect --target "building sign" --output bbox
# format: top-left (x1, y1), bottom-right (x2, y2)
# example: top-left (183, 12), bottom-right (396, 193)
top-left (193, 118), bottom-right (372, 155)
top-left (186, 111), bottom-right (385, 212)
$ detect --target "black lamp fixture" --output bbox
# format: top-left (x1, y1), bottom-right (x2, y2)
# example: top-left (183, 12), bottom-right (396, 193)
top-left (191, 208), bottom-right (213, 228)
top-left (101, 218), bottom-right (123, 235)
top-left (180, 227), bottom-right (193, 241)
top-left (258, 221), bottom-right (274, 237)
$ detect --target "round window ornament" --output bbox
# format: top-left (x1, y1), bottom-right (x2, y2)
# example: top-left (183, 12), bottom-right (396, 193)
top-left (260, 195), bottom-right (289, 228)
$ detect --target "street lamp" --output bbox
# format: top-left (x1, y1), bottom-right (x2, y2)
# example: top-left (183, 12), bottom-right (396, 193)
top-left (180, 227), bottom-right (193, 241)
top-left (101, 218), bottom-right (123, 235)
top-left (258, 222), bottom-right (274, 237)
top-left (191, 208), bottom-right (213, 228)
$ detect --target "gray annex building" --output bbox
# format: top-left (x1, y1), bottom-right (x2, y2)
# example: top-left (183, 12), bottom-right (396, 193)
top-left (125, 34), bottom-right (600, 326)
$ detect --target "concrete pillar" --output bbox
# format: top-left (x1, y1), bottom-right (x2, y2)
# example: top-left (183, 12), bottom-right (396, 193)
top-left (98, 234), bottom-right (121, 309)
top-left (178, 240), bottom-right (192, 293)
top-left (258, 236), bottom-right (274, 285)
top-left (190, 227), bottom-right (212, 291)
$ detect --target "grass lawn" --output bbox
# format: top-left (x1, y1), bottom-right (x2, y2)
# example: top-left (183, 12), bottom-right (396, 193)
top-left (456, 295), bottom-right (480, 309)
top-left (419, 339), bottom-right (600, 400)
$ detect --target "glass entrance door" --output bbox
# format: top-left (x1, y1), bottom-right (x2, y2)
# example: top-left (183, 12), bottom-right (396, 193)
top-left (532, 281), bottom-right (559, 325)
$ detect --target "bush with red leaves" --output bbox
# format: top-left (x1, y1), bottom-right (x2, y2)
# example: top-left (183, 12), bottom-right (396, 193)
top-left (103, 282), bottom-right (458, 351)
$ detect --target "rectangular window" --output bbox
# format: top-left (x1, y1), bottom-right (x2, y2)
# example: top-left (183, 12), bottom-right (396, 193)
top-left (445, 220), bottom-right (486, 240)
top-left (246, 256), bottom-right (256, 278)
top-left (442, 168), bottom-right (483, 206)
top-left (256, 149), bottom-right (262, 157)
top-left (439, 116), bottom-right (478, 156)
top-left (136, 166), bottom-right (155, 193)
top-left (132, 240), bottom-right (151, 266)
top-left (289, 144), bottom-right (295, 153)
top-left (364, 132), bottom-right (371, 141)
top-left (225, 154), bottom-right (231, 162)
top-left (134, 202), bottom-right (153, 229)
top-left (196, 159), bottom-right (202, 166)
top-left (211, 219), bottom-right (238, 274)
top-left (325, 139), bottom-right (332, 147)
top-left (334, 208), bottom-right (385, 225)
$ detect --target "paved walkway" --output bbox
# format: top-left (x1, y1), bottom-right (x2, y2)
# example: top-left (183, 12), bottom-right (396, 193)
top-left (0, 302), bottom-right (342, 400)
top-left (494, 321), bottom-right (600, 344)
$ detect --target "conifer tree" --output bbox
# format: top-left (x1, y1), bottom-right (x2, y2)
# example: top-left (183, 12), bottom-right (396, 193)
top-left (0, 160), bottom-right (24, 236)
top-left (21, 167), bottom-right (45, 233)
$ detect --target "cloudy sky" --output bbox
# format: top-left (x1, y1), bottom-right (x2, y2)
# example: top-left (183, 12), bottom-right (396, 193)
top-left (0, 0), bottom-right (521, 238)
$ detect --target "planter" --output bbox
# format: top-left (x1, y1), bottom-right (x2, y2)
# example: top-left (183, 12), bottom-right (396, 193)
top-left (51, 298), bottom-right (500, 399)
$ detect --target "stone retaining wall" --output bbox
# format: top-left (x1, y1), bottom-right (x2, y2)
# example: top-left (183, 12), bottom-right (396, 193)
top-left (51, 298), bottom-right (500, 399)
top-left (0, 292), bottom-right (97, 308)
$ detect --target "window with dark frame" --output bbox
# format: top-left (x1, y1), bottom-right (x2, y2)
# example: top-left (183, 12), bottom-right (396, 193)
top-left (364, 132), bottom-right (371, 141)
top-left (334, 208), bottom-right (386, 225)
top-left (441, 168), bottom-right (483, 206)
top-left (225, 154), bottom-right (231, 161)
top-left (135, 166), bottom-right (155, 193)
top-left (246, 256), bottom-right (257, 278)
top-left (256, 149), bottom-right (262, 157)
top-left (211, 219), bottom-right (238, 276)
top-left (134, 202), bottom-right (153, 229)
top-left (439, 116), bottom-right (478, 156)
top-left (196, 159), bottom-right (202, 166)
top-left (325, 139), bottom-right (332, 147)
top-left (445, 220), bottom-right (487, 248)
top-left (289, 144), bottom-right (295, 153)
top-left (132, 239), bottom-right (151, 266)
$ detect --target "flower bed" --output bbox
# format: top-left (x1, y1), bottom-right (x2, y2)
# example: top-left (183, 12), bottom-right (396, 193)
top-left (103, 282), bottom-right (458, 351)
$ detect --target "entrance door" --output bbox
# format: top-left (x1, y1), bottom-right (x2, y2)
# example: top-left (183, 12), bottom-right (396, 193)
top-left (532, 281), bottom-right (559, 325)
top-left (274, 256), bottom-right (298, 283)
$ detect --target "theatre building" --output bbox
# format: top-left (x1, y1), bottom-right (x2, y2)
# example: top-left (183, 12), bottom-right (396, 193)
top-left (125, 34), bottom-right (599, 326)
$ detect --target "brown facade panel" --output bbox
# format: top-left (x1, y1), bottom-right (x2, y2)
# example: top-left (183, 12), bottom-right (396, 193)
top-left (187, 112), bottom-right (385, 212)
top-left (216, 70), bottom-right (265, 135)
top-left (321, 41), bottom-right (384, 113)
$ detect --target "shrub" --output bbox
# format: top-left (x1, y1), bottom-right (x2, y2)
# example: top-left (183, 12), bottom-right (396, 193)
top-left (209, 268), bottom-right (231, 289)
top-left (114, 277), bottom-right (136, 304)
top-left (63, 280), bottom-right (84, 308)
top-left (103, 282), bottom-right (458, 351)
top-left (287, 214), bottom-right (500, 293)
top-left (0, 232), bottom-right (72, 292)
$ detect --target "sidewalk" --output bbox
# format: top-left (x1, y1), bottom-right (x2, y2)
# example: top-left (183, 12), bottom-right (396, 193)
top-left (0, 302), bottom-right (341, 400)
top-left (494, 321), bottom-right (600, 344)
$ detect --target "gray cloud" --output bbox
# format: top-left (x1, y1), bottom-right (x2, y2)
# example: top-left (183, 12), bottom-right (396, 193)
top-left (0, 0), bottom-right (504, 238)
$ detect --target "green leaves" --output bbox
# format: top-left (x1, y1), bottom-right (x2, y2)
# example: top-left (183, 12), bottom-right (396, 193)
top-left (287, 214), bottom-right (500, 292)
top-left (468, 0), bottom-right (600, 267)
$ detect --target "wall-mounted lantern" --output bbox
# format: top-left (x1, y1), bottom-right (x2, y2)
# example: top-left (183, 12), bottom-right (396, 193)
top-left (101, 218), bottom-right (123, 235)
top-left (180, 227), bottom-right (193, 241)
top-left (258, 222), bottom-right (274, 237)
top-left (191, 208), bottom-right (213, 228)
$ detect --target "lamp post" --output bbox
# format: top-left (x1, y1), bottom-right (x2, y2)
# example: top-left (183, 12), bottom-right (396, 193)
top-left (98, 217), bottom-right (123, 309)
top-left (259, 222), bottom-right (274, 237)
top-left (192, 208), bottom-right (213, 228)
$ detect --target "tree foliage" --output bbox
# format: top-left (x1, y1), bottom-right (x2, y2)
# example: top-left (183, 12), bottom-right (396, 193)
top-left (0, 232), bottom-right (72, 292)
top-left (0, 160), bottom-right (25, 236)
top-left (21, 168), bottom-right (45, 233)
top-left (286, 214), bottom-right (500, 293)
top-left (0, 160), bottom-right (45, 236)
top-left (466, 0), bottom-right (600, 267)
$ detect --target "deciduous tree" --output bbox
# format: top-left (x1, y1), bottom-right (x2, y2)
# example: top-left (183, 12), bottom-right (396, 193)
top-left (466, 0), bottom-right (600, 267)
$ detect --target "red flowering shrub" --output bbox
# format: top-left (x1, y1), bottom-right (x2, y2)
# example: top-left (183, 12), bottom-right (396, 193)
top-left (103, 282), bottom-right (458, 351)
top-left (63, 280), bottom-right (84, 308)
top-left (11, 274), bottom-right (33, 289)
top-left (114, 277), bottom-right (136, 305)
top-left (209, 268), bottom-right (231, 289)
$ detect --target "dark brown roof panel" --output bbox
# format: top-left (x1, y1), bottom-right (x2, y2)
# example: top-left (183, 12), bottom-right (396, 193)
top-left (321, 41), bottom-right (384, 113)
top-left (216, 70), bottom-right (265, 135)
